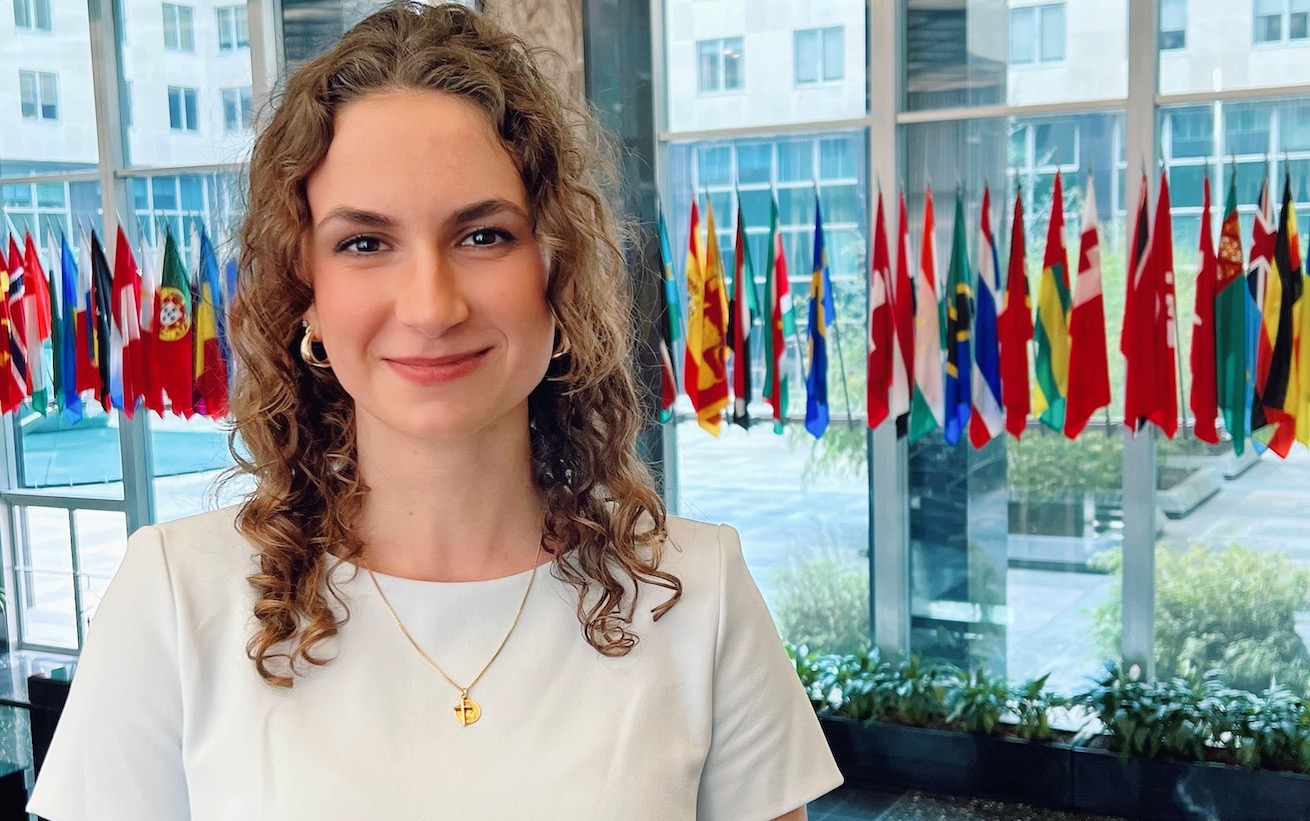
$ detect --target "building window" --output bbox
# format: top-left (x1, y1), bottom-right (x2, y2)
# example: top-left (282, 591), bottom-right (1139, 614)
top-left (1010, 3), bottom-right (1066, 65)
top-left (794, 27), bottom-right (844, 85)
top-left (222, 87), bottom-right (253, 131)
top-left (162, 3), bottom-right (195, 52)
top-left (13, 0), bottom-right (52, 31)
top-left (696, 37), bottom-right (744, 94)
top-left (168, 86), bottom-right (199, 131)
top-left (216, 5), bottom-right (249, 51)
top-left (18, 70), bottom-right (58, 121)
top-left (1160, 0), bottom-right (1187, 50)
top-left (1255, 0), bottom-right (1310, 42)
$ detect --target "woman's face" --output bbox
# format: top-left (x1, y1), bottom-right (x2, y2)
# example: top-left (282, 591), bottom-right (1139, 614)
top-left (303, 89), bottom-right (553, 444)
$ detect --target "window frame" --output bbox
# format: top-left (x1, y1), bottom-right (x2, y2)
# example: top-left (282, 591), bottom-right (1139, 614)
top-left (1254, 0), bottom-right (1310, 44)
top-left (793, 26), bottom-right (845, 86)
top-left (695, 36), bottom-right (745, 95)
top-left (1009, 2), bottom-right (1068, 66)
top-left (18, 69), bottom-right (59, 122)
top-left (216, 4), bottom-right (249, 51)
top-left (167, 85), bottom-right (200, 132)
top-left (1159, 0), bottom-right (1187, 50)
top-left (162, 2), bottom-right (196, 52)
top-left (221, 86), bottom-right (253, 131)
top-left (13, 0), bottom-right (53, 32)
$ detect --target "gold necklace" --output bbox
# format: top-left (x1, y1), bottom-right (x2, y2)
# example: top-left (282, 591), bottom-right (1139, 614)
top-left (363, 536), bottom-right (544, 727)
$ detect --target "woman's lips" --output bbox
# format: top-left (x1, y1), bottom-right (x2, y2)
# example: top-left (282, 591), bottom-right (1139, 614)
top-left (384, 349), bottom-right (489, 385)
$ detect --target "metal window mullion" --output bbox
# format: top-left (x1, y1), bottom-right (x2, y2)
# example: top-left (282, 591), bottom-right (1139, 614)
top-left (1120, 0), bottom-right (1160, 679)
top-left (69, 508), bottom-right (86, 648)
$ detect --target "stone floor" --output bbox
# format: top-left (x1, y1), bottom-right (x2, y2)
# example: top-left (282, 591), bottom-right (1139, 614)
top-left (810, 785), bottom-right (1125, 821)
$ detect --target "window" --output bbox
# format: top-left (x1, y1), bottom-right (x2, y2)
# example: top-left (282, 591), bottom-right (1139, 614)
top-left (1160, 0), bottom-right (1187, 49)
top-left (1010, 3), bottom-right (1066, 64)
top-left (216, 5), bottom-right (249, 51)
top-left (18, 70), bottom-right (58, 121)
top-left (696, 37), bottom-right (744, 94)
top-left (794, 27), bottom-right (844, 85)
top-left (13, 0), bottom-right (52, 31)
top-left (168, 86), bottom-right (199, 131)
top-left (162, 3), bottom-right (195, 52)
top-left (1255, 0), bottom-right (1310, 42)
top-left (222, 87), bottom-right (253, 131)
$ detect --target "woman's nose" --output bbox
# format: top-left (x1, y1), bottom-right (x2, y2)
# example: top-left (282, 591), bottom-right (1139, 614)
top-left (393, 248), bottom-right (470, 336)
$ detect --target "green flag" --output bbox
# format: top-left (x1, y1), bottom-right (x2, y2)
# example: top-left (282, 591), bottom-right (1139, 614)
top-left (763, 195), bottom-right (795, 434)
top-left (1215, 174), bottom-right (1248, 454)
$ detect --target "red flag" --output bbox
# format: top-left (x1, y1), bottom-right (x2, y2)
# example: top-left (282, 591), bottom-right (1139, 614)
top-left (156, 230), bottom-right (194, 418)
top-left (891, 190), bottom-right (915, 424)
top-left (138, 235), bottom-right (165, 416)
top-left (0, 249), bottom-right (15, 413)
top-left (1150, 172), bottom-right (1181, 439)
top-left (5, 236), bottom-right (29, 407)
top-left (682, 201), bottom-right (703, 410)
top-left (73, 231), bottom-right (99, 396)
top-left (1065, 173), bottom-right (1110, 439)
top-left (1190, 176), bottom-right (1220, 444)
top-left (867, 190), bottom-right (894, 429)
top-left (112, 227), bottom-right (144, 417)
top-left (1123, 173), bottom-right (1179, 438)
top-left (1000, 187), bottom-right (1032, 439)
top-left (22, 232), bottom-right (53, 409)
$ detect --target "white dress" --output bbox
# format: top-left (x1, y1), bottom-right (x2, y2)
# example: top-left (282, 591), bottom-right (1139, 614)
top-left (28, 507), bottom-right (842, 820)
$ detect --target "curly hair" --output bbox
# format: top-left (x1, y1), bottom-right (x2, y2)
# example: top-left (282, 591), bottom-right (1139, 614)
top-left (229, 0), bottom-right (681, 688)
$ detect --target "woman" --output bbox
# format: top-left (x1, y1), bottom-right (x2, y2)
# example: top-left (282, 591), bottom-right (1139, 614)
top-left (29, 3), bottom-right (841, 819)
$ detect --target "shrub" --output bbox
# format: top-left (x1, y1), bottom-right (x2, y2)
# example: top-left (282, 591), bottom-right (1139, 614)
top-left (773, 546), bottom-right (870, 655)
top-left (1090, 544), bottom-right (1310, 694)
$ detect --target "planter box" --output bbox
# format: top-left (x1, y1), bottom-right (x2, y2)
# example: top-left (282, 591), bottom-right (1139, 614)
top-left (1072, 742), bottom-right (1310, 821)
top-left (819, 715), bottom-right (1074, 810)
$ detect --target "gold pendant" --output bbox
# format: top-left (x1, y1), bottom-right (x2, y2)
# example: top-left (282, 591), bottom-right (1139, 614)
top-left (454, 691), bottom-right (481, 726)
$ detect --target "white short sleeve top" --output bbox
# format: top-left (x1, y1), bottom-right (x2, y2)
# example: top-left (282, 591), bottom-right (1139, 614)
top-left (28, 507), bottom-right (842, 820)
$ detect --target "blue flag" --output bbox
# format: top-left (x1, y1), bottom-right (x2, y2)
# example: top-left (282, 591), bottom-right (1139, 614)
top-left (58, 233), bottom-right (83, 423)
top-left (943, 192), bottom-right (973, 445)
top-left (805, 199), bottom-right (836, 439)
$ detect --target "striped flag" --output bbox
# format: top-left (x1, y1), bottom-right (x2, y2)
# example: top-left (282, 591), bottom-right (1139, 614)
top-left (1252, 172), bottom-right (1302, 456)
top-left (1033, 171), bottom-right (1071, 433)
top-left (891, 190), bottom-right (915, 426)
top-left (1065, 173), bottom-right (1110, 439)
top-left (656, 205), bottom-right (680, 422)
top-left (867, 190), bottom-right (894, 429)
top-left (194, 229), bottom-right (231, 418)
top-left (73, 229), bottom-right (98, 398)
top-left (112, 227), bottom-right (144, 417)
top-left (1247, 177), bottom-right (1275, 443)
top-left (158, 229), bottom-right (194, 418)
top-left (89, 231), bottom-right (114, 411)
top-left (1215, 174), bottom-right (1247, 454)
top-left (728, 195), bottom-right (756, 429)
top-left (970, 185), bottom-right (1003, 447)
top-left (5, 235), bottom-right (29, 412)
top-left (1000, 186), bottom-right (1033, 439)
top-left (805, 199), bottom-right (836, 439)
top-left (22, 232), bottom-right (52, 414)
top-left (138, 231), bottom-right (165, 416)
top-left (683, 201), bottom-right (704, 413)
top-left (1190, 176), bottom-right (1220, 444)
top-left (942, 191), bottom-right (972, 445)
top-left (762, 194), bottom-right (794, 434)
top-left (910, 187), bottom-right (945, 443)
top-left (57, 233), bottom-right (83, 424)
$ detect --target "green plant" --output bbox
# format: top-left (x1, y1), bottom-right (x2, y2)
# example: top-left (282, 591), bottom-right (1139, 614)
top-left (1007, 429), bottom-right (1125, 494)
top-left (1090, 544), bottom-right (1310, 694)
top-left (888, 655), bottom-right (951, 727)
top-left (1221, 683), bottom-right (1310, 771)
top-left (1010, 673), bottom-right (1060, 742)
top-left (946, 667), bottom-right (1009, 735)
top-left (773, 545), bottom-right (870, 655)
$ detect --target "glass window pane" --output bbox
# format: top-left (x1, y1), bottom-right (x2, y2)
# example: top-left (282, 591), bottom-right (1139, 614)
top-left (184, 89), bottom-right (198, 131)
top-left (1291, 11), bottom-right (1309, 40)
top-left (736, 143), bottom-right (771, 184)
top-left (819, 184), bottom-right (860, 225)
top-left (180, 175), bottom-right (204, 210)
top-left (236, 6), bottom-right (250, 47)
top-left (1166, 0), bottom-right (1310, 91)
top-left (152, 176), bottom-right (178, 210)
top-left (38, 72), bottom-right (58, 120)
top-left (179, 5), bottom-right (194, 51)
top-left (819, 137), bottom-right (855, 179)
top-left (35, 182), bottom-right (64, 208)
top-left (1169, 107), bottom-right (1213, 158)
top-left (168, 87), bottom-right (182, 129)
top-left (19, 71), bottom-right (38, 118)
top-left (1010, 7), bottom-right (1038, 64)
top-left (723, 37), bottom-right (743, 90)
top-left (697, 40), bottom-right (719, 93)
top-left (1039, 4), bottom-right (1065, 62)
top-left (822, 27), bottom-right (844, 81)
top-left (777, 140), bottom-right (813, 182)
top-left (795, 29), bottom-right (818, 84)
top-left (1161, 0), bottom-right (1187, 32)
top-left (697, 145), bottom-right (731, 186)
top-left (18, 507), bottom-right (77, 649)
top-left (1224, 103), bottom-right (1272, 156)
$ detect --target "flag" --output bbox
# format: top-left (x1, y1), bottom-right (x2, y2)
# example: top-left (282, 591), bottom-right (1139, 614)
top-left (969, 186), bottom-right (1003, 447)
top-left (138, 231), bottom-right (164, 416)
top-left (1033, 171), bottom-right (1071, 432)
top-left (73, 229), bottom-right (97, 397)
top-left (194, 229), bottom-right (231, 418)
top-left (0, 246), bottom-right (16, 413)
top-left (656, 206), bottom-right (680, 423)
top-left (1065, 173), bottom-right (1111, 439)
top-left (57, 233), bottom-right (83, 424)
top-left (867, 190), bottom-right (894, 429)
top-left (112, 226), bottom-right (144, 417)
top-left (1248, 177), bottom-right (1275, 442)
top-left (1252, 172), bottom-right (1302, 456)
top-left (5, 236), bottom-right (29, 412)
top-left (1190, 176), bottom-right (1220, 444)
top-left (23, 232), bottom-right (53, 414)
top-left (1123, 173), bottom-right (1180, 438)
top-left (1000, 186), bottom-right (1033, 439)
top-left (157, 230), bottom-right (194, 418)
top-left (728, 195), bottom-right (756, 429)
top-left (910, 187), bottom-right (945, 443)
top-left (1150, 171), bottom-right (1181, 439)
top-left (942, 192), bottom-right (972, 446)
top-left (683, 201), bottom-right (704, 412)
top-left (90, 231), bottom-right (114, 411)
top-left (1215, 174), bottom-right (1247, 454)
top-left (806, 199), bottom-right (836, 439)
top-left (891, 190), bottom-right (915, 426)
top-left (763, 194), bottom-right (794, 434)
top-left (46, 231), bottom-right (63, 414)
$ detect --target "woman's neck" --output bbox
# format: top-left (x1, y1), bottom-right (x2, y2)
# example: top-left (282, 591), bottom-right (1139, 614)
top-left (352, 418), bottom-right (547, 583)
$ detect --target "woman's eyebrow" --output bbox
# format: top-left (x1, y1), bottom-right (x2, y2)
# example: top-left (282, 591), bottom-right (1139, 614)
top-left (314, 207), bottom-right (399, 232)
top-left (450, 199), bottom-right (530, 225)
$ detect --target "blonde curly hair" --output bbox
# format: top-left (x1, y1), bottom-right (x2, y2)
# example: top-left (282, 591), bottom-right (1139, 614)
top-left (228, 0), bottom-right (680, 688)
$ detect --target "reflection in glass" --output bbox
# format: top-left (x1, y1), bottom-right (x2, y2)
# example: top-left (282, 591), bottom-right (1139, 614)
top-left (15, 507), bottom-right (77, 650)
top-left (1162, 0), bottom-right (1310, 94)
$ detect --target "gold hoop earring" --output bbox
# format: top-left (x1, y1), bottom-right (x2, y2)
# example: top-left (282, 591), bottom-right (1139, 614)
top-left (300, 322), bottom-right (332, 369)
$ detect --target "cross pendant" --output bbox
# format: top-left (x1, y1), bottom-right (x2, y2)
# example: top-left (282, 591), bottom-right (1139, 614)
top-left (454, 691), bottom-right (481, 726)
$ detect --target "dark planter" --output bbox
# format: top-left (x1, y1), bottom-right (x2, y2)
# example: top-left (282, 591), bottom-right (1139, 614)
top-left (819, 715), bottom-right (1074, 810)
top-left (1072, 742), bottom-right (1310, 821)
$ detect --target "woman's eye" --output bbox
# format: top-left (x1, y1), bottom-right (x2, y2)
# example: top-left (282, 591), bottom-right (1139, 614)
top-left (463, 228), bottom-right (511, 247)
top-left (335, 235), bottom-right (383, 254)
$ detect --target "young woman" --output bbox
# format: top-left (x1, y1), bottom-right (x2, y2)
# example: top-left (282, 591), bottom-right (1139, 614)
top-left (29, 4), bottom-right (841, 819)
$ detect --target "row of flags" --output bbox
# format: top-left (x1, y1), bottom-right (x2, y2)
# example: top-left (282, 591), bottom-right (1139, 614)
top-left (0, 222), bottom-right (232, 425)
top-left (657, 167), bottom-right (1308, 459)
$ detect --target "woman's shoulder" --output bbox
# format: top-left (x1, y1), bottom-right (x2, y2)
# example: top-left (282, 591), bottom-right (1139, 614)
top-left (127, 506), bottom-right (260, 598)
top-left (654, 515), bottom-right (748, 590)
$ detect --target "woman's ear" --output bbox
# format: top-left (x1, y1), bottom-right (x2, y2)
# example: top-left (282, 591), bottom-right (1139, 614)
top-left (303, 305), bottom-right (319, 329)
